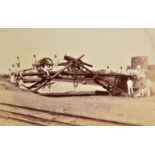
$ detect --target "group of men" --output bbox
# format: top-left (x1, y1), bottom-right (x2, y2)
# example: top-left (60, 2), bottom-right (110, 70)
top-left (105, 65), bottom-right (145, 76)
top-left (105, 65), bottom-right (153, 97)
top-left (126, 66), bottom-right (153, 97)
top-left (8, 56), bottom-right (153, 97)
top-left (9, 54), bottom-right (60, 88)
top-left (127, 77), bottom-right (153, 98)
top-left (105, 66), bottom-right (127, 74)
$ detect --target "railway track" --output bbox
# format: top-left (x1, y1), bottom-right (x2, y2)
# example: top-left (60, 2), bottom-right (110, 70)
top-left (0, 102), bottom-right (138, 126)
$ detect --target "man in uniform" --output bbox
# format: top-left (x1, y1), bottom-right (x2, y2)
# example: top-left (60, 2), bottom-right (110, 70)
top-left (146, 78), bottom-right (153, 97)
top-left (53, 54), bottom-right (60, 71)
top-left (15, 56), bottom-right (21, 76)
top-left (134, 78), bottom-right (147, 97)
top-left (10, 64), bottom-right (16, 83)
top-left (16, 56), bottom-right (20, 69)
top-left (127, 78), bottom-right (134, 96)
top-left (105, 66), bottom-right (111, 74)
top-left (11, 64), bottom-right (15, 74)
top-left (32, 54), bottom-right (38, 70)
top-left (43, 64), bottom-right (52, 78)
top-left (118, 66), bottom-right (124, 74)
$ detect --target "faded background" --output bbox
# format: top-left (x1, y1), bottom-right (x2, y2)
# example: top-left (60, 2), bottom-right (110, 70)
top-left (0, 28), bottom-right (155, 73)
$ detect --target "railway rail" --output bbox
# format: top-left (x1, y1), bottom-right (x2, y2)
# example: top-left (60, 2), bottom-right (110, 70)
top-left (0, 102), bottom-right (139, 126)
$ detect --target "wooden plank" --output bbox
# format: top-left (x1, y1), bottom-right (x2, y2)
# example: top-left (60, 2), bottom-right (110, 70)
top-left (21, 70), bottom-right (133, 78)
top-left (39, 91), bottom-right (109, 97)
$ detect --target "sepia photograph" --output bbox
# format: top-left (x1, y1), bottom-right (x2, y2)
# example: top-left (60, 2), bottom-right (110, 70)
top-left (1, 1), bottom-right (155, 155)
top-left (0, 28), bottom-right (155, 126)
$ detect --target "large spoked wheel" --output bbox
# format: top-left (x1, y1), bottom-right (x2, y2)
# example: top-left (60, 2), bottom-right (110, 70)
top-left (36, 58), bottom-right (53, 72)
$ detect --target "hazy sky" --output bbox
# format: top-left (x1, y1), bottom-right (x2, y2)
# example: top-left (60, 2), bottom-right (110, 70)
top-left (0, 28), bottom-right (155, 73)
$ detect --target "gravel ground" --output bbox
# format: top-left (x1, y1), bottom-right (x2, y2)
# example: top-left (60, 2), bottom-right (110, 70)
top-left (0, 77), bottom-right (155, 125)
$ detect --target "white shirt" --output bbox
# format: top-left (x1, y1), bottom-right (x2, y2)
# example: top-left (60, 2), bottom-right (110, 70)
top-left (44, 66), bottom-right (52, 72)
top-left (16, 59), bottom-right (20, 68)
top-left (19, 79), bottom-right (24, 88)
top-left (146, 79), bottom-right (152, 88)
top-left (105, 68), bottom-right (111, 74)
top-left (126, 69), bottom-right (131, 75)
top-left (127, 80), bottom-right (133, 88)
top-left (32, 58), bottom-right (37, 66)
top-left (118, 69), bottom-right (124, 74)
top-left (43, 66), bottom-right (49, 72)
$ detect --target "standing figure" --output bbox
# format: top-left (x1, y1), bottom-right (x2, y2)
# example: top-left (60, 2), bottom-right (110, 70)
top-left (43, 64), bottom-right (52, 78)
top-left (10, 64), bottom-right (16, 83)
top-left (133, 78), bottom-right (147, 97)
top-left (11, 64), bottom-right (15, 74)
top-left (127, 78), bottom-right (134, 96)
top-left (9, 68), bottom-right (13, 83)
top-left (18, 77), bottom-right (24, 88)
top-left (126, 66), bottom-right (131, 75)
top-left (54, 54), bottom-right (58, 65)
top-left (137, 65), bottom-right (142, 71)
top-left (32, 54), bottom-right (38, 70)
top-left (135, 65), bottom-right (142, 79)
top-left (119, 66), bottom-right (124, 74)
top-left (105, 66), bottom-right (111, 74)
top-left (16, 56), bottom-right (21, 74)
top-left (146, 78), bottom-right (152, 97)
top-left (53, 54), bottom-right (60, 71)
top-left (18, 77), bottom-right (28, 90)
top-left (140, 69), bottom-right (146, 79)
top-left (8, 68), bottom-right (12, 77)
top-left (16, 56), bottom-right (20, 68)
top-left (16, 56), bottom-right (23, 78)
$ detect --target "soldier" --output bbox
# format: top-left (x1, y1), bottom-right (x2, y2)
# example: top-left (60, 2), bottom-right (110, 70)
top-left (134, 78), bottom-right (147, 97)
top-left (16, 56), bottom-right (20, 69)
top-left (126, 66), bottom-right (131, 75)
top-left (16, 56), bottom-right (23, 78)
top-left (43, 64), bottom-right (52, 78)
top-left (105, 66), bottom-right (111, 74)
top-left (118, 66), bottom-right (124, 74)
top-left (10, 64), bottom-right (16, 83)
top-left (53, 54), bottom-right (60, 71)
top-left (14, 56), bottom-right (21, 76)
top-left (135, 65), bottom-right (144, 79)
top-left (127, 78), bottom-right (134, 96)
top-left (137, 65), bottom-right (142, 71)
top-left (11, 64), bottom-right (15, 74)
top-left (140, 69), bottom-right (146, 79)
top-left (9, 68), bottom-right (13, 83)
top-left (18, 77), bottom-right (28, 90)
top-left (146, 78), bottom-right (152, 97)
top-left (18, 77), bottom-right (24, 88)
top-left (32, 54), bottom-right (37, 70)
top-left (54, 54), bottom-right (58, 64)
top-left (8, 68), bottom-right (11, 77)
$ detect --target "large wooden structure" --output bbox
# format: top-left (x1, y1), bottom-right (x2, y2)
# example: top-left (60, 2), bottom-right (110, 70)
top-left (18, 55), bottom-right (134, 96)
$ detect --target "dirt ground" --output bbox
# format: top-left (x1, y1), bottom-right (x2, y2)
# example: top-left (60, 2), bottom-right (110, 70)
top-left (0, 77), bottom-right (155, 125)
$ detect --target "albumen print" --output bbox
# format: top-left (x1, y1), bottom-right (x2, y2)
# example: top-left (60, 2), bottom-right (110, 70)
top-left (0, 28), bottom-right (155, 126)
